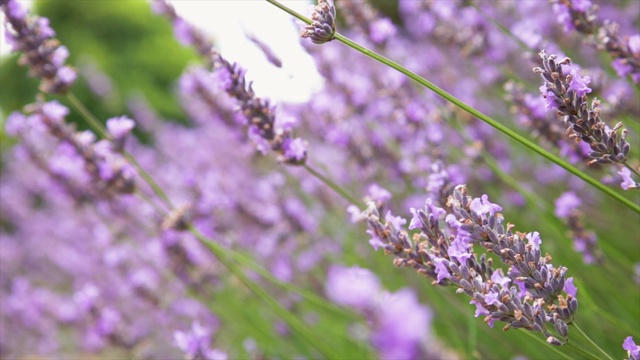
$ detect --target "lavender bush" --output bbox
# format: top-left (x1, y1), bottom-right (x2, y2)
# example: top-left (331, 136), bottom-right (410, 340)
top-left (1, 0), bottom-right (639, 359)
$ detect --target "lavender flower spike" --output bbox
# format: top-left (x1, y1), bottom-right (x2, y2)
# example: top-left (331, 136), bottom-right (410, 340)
top-left (300, 0), bottom-right (336, 44)
top-left (211, 52), bottom-right (307, 165)
top-left (1, 0), bottom-right (76, 93)
top-left (363, 185), bottom-right (578, 344)
top-left (533, 50), bottom-right (631, 166)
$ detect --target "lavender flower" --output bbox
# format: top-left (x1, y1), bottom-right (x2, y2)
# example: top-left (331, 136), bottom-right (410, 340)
top-left (624, 336), bottom-right (640, 360)
top-left (554, 192), bottom-right (603, 264)
top-left (174, 322), bottom-right (227, 360)
top-left (5, 101), bottom-right (136, 199)
top-left (618, 168), bottom-right (639, 190)
top-left (551, 0), bottom-right (640, 83)
top-left (151, 0), bottom-right (213, 59)
top-left (210, 53), bottom-right (308, 165)
top-left (300, 0), bottom-right (336, 44)
top-left (363, 185), bottom-right (577, 344)
top-left (324, 266), bottom-right (440, 359)
top-left (534, 50), bottom-right (631, 166)
top-left (1, 0), bottom-right (76, 93)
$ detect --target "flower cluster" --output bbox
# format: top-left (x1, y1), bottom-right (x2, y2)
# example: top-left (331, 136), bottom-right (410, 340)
top-left (534, 50), bottom-right (631, 166)
top-left (210, 53), bottom-right (308, 165)
top-left (363, 185), bottom-right (578, 344)
top-left (324, 265), bottom-right (446, 359)
top-left (300, 0), bottom-right (336, 45)
top-left (551, 0), bottom-right (640, 82)
top-left (150, 0), bottom-right (213, 59)
top-left (5, 101), bottom-right (137, 200)
top-left (1, 0), bottom-right (76, 93)
top-left (554, 192), bottom-right (603, 264)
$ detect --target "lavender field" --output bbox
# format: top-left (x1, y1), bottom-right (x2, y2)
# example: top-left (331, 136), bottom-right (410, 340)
top-left (1, 0), bottom-right (639, 359)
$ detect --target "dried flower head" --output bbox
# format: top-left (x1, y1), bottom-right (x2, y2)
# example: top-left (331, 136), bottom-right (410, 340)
top-left (300, 0), bottom-right (336, 44)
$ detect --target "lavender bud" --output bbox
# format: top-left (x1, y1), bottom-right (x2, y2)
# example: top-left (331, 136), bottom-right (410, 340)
top-left (300, 0), bottom-right (337, 44)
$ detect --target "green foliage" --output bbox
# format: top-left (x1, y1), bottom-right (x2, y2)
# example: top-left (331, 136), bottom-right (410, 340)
top-left (0, 0), bottom-right (199, 126)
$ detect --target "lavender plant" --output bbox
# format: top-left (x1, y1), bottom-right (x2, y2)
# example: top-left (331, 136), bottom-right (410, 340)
top-left (2, 0), bottom-right (639, 359)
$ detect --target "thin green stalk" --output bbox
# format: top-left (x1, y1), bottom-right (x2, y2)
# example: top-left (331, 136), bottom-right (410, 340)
top-left (189, 227), bottom-right (343, 359)
top-left (265, 0), bottom-right (640, 214)
top-left (303, 163), bottom-right (364, 207)
top-left (572, 322), bottom-right (615, 360)
top-left (66, 93), bottom-right (109, 139)
top-left (66, 92), bottom-right (175, 210)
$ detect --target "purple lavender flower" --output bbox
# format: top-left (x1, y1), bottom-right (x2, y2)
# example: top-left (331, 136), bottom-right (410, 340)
top-left (151, 0), bottom-right (213, 59)
top-left (534, 50), bottom-right (631, 166)
top-left (618, 168), bottom-right (639, 190)
top-left (363, 185), bottom-right (578, 343)
top-left (7, 101), bottom-right (136, 199)
top-left (174, 322), bottom-right (227, 360)
top-left (325, 265), bottom-right (381, 310)
top-left (1, 0), bottom-right (76, 93)
top-left (300, 0), bottom-right (336, 45)
top-left (624, 336), bottom-right (640, 360)
top-left (555, 192), bottom-right (581, 218)
top-left (568, 66), bottom-right (592, 97)
top-left (210, 53), bottom-right (308, 165)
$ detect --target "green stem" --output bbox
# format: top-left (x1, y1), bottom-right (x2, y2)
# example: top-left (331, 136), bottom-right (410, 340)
top-left (265, 0), bottom-right (640, 214)
top-left (189, 227), bottom-right (342, 358)
top-left (66, 92), bottom-right (174, 210)
top-left (66, 93), bottom-right (109, 139)
top-left (303, 164), bottom-right (364, 207)
top-left (572, 322), bottom-right (615, 360)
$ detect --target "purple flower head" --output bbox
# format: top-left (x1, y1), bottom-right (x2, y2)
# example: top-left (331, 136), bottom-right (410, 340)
top-left (325, 265), bottom-right (381, 310)
top-left (369, 18), bottom-right (397, 44)
top-left (73, 283), bottom-right (100, 312)
top-left (6, 0), bottom-right (28, 18)
top-left (367, 228), bottom-right (385, 251)
top-left (526, 232), bottom-right (542, 251)
top-left (624, 336), bottom-right (640, 360)
top-left (618, 168), bottom-right (638, 190)
top-left (372, 289), bottom-right (432, 360)
top-left (51, 46), bottom-right (69, 67)
top-left (41, 101), bottom-right (69, 124)
top-left (211, 65), bottom-right (235, 91)
top-left (173, 18), bottom-right (194, 46)
top-left (384, 210), bottom-right (406, 230)
top-left (300, 0), bottom-right (336, 44)
top-left (484, 291), bottom-right (500, 307)
top-left (470, 299), bottom-right (490, 318)
top-left (564, 277), bottom-right (577, 297)
top-left (569, 67), bottom-right (592, 97)
top-left (367, 184), bottom-right (392, 205)
top-left (555, 192), bottom-right (581, 218)
top-left (408, 207), bottom-right (421, 230)
top-left (491, 269), bottom-right (511, 289)
top-left (612, 58), bottom-right (633, 78)
top-left (425, 198), bottom-right (447, 218)
top-left (5, 111), bottom-right (27, 136)
top-left (470, 194), bottom-right (502, 217)
top-left (282, 137), bottom-right (307, 162)
top-left (57, 66), bottom-right (77, 85)
top-left (174, 321), bottom-right (216, 358)
top-left (106, 116), bottom-right (135, 139)
top-left (539, 85), bottom-right (559, 111)
top-left (447, 238), bottom-right (472, 264)
top-left (247, 126), bottom-right (270, 155)
top-left (433, 257), bottom-right (451, 283)
top-left (35, 17), bottom-right (56, 38)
